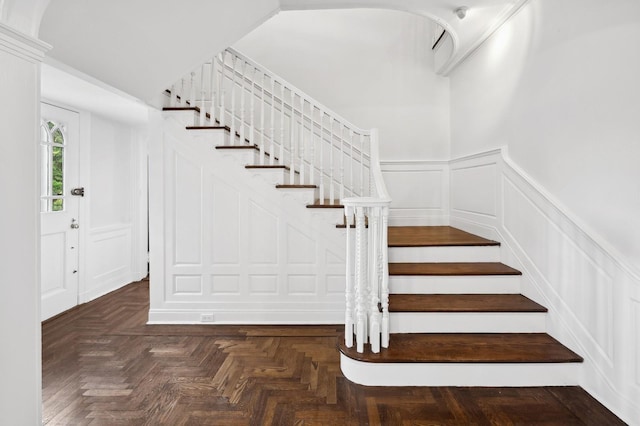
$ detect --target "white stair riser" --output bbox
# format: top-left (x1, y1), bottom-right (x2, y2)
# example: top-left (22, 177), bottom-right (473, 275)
top-left (215, 149), bottom-right (258, 166)
top-left (246, 168), bottom-right (289, 186)
top-left (167, 110), bottom-right (198, 127)
top-left (389, 312), bottom-right (546, 333)
top-left (277, 188), bottom-right (317, 205)
top-left (190, 130), bottom-right (229, 147)
top-left (308, 209), bottom-right (345, 227)
top-left (340, 354), bottom-right (580, 386)
top-left (389, 245), bottom-right (500, 263)
top-left (389, 275), bottom-right (521, 294)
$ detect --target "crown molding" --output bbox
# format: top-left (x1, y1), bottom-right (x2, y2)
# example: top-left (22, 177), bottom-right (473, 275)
top-left (0, 21), bottom-right (50, 62)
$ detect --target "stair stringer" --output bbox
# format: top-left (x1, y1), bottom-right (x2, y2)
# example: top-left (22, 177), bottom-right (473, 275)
top-left (148, 113), bottom-right (347, 324)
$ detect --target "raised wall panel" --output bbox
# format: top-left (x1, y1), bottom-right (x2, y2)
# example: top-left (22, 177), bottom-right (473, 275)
top-left (287, 225), bottom-right (316, 264)
top-left (249, 201), bottom-right (278, 264)
top-left (326, 275), bottom-right (345, 294)
top-left (211, 275), bottom-right (241, 295)
top-left (288, 275), bottom-right (317, 295)
top-left (503, 176), bottom-right (613, 358)
top-left (249, 275), bottom-right (278, 295)
top-left (211, 177), bottom-right (240, 264)
top-left (174, 276), bottom-right (203, 295)
top-left (381, 162), bottom-right (449, 225)
top-left (89, 227), bottom-right (131, 283)
top-left (451, 163), bottom-right (497, 217)
top-left (174, 153), bottom-right (202, 264)
top-left (383, 170), bottom-right (443, 209)
top-left (41, 233), bottom-right (66, 295)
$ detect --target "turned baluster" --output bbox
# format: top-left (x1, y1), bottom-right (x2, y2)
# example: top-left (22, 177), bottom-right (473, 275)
top-left (318, 110), bottom-right (325, 205)
top-left (219, 51), bottom-right (226, 127)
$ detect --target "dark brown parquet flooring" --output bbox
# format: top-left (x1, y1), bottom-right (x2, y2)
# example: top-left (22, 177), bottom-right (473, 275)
top-left (42, 278), bottom-right (625, 425)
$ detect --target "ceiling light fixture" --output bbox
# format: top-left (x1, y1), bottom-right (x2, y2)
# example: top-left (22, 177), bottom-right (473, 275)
top-left (455, 6), bottom-right (468, 19)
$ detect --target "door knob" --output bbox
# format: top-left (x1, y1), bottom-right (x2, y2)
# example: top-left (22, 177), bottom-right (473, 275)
top-left (70, 218), bottom-right (79, 229)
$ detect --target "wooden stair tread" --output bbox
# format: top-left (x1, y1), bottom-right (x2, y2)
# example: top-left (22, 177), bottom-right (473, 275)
top-left (307, 200), bottom-right (344, 208)
top-left (276, 184), bottom-right (317, 189)
top-left (246, 164), bottom-right (287, 169)
top-left (388, 226), bottom-right (499, 247)
top-left (163, 107), bottom-right (198, 111)
top-left (339, 333), bottom-right (583, 363)
top-left (388, 294), bottom-right (547, 313)
top-left (389, 262), bottom-right (522, 276)
top-left (216, 145), bottom-right (257, 150)
top-left (186, 126), bottom-right (227, 130)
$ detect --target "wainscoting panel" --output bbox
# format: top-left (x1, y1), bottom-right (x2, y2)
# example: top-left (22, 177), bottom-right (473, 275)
top-left (450, 152), bottom-right (498, 219)
top-left (211, 176), bottom-right (240, 264)
top-left (381, 161), bottom-right (448, 225)
top-left (83, 224), bottom-right (133, 303)
top-left (149, 114), bottom-right (346, 324)
top-left (173, 152), bottom-right (203, 265)
top-left (174, 275), bottom-right (203, 295)
top-left (449, 147), bottom-right (640, 423)
top-left (502, 175), bottom-right (614, 360)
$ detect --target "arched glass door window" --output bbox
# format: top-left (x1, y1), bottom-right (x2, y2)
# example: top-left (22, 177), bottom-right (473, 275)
top-left (40, 120), bottom-right (66, 212)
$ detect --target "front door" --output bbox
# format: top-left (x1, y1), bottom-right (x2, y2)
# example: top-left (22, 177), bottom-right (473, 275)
top-left (40, 103), bottom-right (81, 321)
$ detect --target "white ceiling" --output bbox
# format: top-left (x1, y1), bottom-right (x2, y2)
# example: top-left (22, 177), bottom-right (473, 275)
top-left (38, 0), bottom-right (529, 103)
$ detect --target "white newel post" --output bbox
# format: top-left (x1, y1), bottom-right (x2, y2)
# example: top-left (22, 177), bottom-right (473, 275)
top-left (344, 130), bottom-right (391, 354)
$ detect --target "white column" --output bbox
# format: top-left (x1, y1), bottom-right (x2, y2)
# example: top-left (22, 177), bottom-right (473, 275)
top-left (0, 22), bottom-right (49, 425)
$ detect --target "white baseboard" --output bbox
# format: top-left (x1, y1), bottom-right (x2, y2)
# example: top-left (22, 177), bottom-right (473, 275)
top-left (148, 308), bottom-right (344, 324)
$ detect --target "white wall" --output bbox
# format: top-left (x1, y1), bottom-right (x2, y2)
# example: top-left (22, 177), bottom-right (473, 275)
top-left (449, 0), bottom-right (640, 274)
top-left (234, 9), bottom-right (450, 162)
top-left (81, 113), bottom-right (148, 302)
top-left (448, 1), bottom-right (640, 421)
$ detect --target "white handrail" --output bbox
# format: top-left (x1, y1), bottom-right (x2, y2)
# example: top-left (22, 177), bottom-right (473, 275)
top-left (166, 48), bottom-right (373, 200)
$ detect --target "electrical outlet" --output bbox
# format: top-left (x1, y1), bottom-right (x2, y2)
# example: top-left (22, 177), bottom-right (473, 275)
top-left (201, 313), bottom-right (214, 322)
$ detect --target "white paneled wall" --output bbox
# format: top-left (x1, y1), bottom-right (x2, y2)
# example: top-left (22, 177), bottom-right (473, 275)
top-left (449, 148), bottom-right (640, 424)
top-left (381, 161), bottom-right (448, 226)
top-left (79, 113), bottom-right (148, 303)
top-left (148, 114), bottom-right (346, 324)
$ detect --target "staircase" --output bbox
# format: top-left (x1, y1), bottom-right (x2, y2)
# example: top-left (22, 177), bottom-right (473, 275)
top-left (339, 226), bottom-right (583, 386)
top-left (161, 48), bottom-right (583, 388)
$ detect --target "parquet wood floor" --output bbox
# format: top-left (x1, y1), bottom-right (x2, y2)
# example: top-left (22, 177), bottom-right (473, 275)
top-left (42, 278), bottom-right (625, 425)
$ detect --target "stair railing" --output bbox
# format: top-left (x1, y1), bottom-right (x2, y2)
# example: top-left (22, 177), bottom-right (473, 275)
top-left (166, 47), bottom-right (373, 203)
top-left (343, 130), bottom-right (391, 354)
top-left (165, 48), bottom-right (391, 354)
